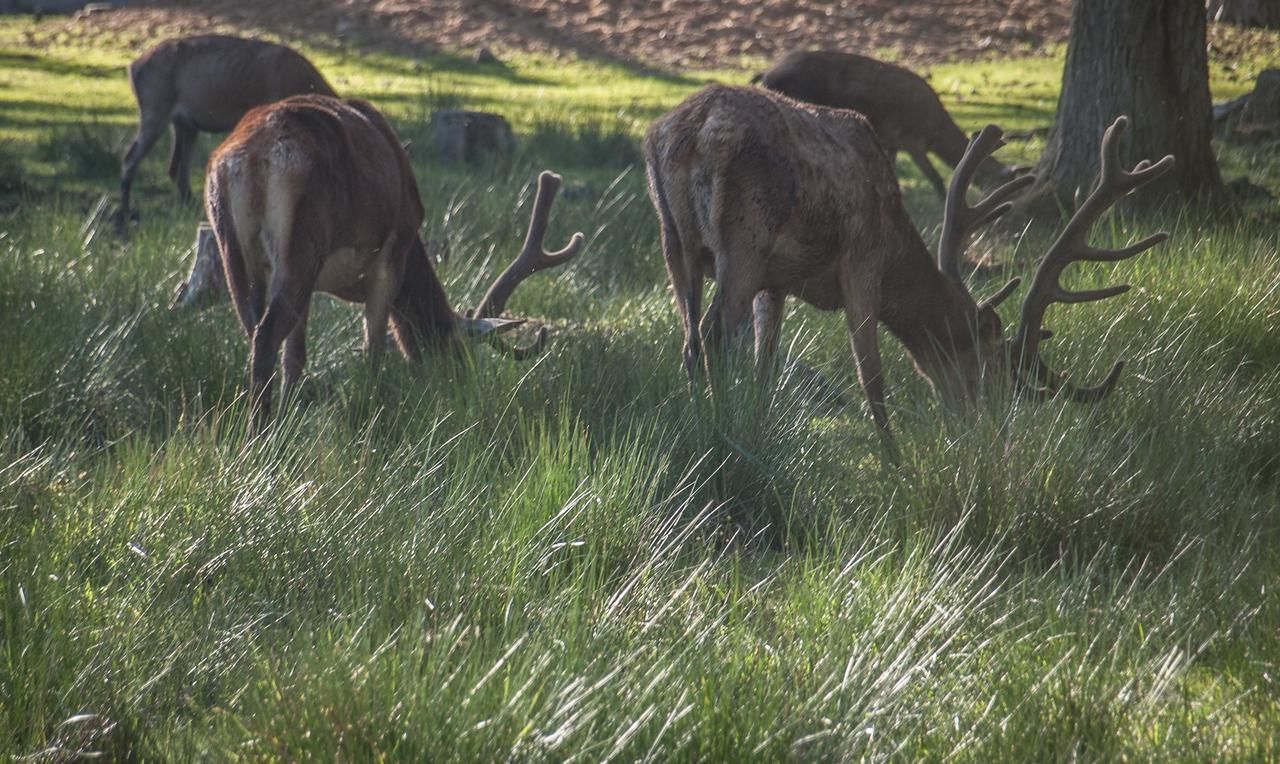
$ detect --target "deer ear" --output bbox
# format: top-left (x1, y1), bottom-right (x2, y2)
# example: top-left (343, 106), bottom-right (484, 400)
top-left (457, 316), bottom-right (526, 339)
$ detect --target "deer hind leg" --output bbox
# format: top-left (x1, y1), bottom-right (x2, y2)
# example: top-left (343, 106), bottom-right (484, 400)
top-left (119, 108), bottom-right (170, 223)
top-left (168, 116), bottom-right (199, 203)
top-left (663, 240), bottom-right (705, 388)
top-left (907, 145), bottom-right (948, 199)
top-left (648, 163), bottom-right (704, 386)
top-left (700, 245), bottom-right (765, 383)
top-left (250, 263), bottom-right (316, 428)
top-left (207, 188), bottom-right (263, 337)
top-left (362, 235), bottom-right (402, 373)
top-left (281, 299), bottom-right (311, 405)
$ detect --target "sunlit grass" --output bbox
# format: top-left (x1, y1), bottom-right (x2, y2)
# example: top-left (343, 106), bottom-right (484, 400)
top-left (1, 14), bottom-right (1279, 761)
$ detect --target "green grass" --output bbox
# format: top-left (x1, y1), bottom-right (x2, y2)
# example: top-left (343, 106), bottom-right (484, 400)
top-left (2, 15), bottom-right (1280, 761)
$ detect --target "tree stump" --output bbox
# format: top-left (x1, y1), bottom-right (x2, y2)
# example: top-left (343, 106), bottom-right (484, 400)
top-left (1241, 69), bottom-right (1280, 127)
top-left (431, 110), bottom-right (515, 163)
top-left (1208, 0), bottom-right (1280, 28)
top-left (172, 222), bottom-right (225, 309)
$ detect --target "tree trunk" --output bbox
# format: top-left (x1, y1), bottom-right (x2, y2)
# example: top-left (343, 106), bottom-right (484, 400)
top-left (1017, 0), bottom-right (1225, 217)
top-left (1208, 0), bottom-right (1280, 28)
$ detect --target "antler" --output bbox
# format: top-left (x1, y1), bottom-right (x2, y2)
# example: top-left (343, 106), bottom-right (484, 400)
top-left (1010, 115), bottom-right (1175, 402)
top-left (473, 170), bottom-right (585, 319)
top-left (938, 124), bottom-right (1035, 307)
top-left (461, 170), bottom-right (584, 358)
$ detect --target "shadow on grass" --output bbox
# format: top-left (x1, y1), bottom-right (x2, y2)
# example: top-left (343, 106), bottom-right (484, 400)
top-left (0, 48), bottom-right (120, 78)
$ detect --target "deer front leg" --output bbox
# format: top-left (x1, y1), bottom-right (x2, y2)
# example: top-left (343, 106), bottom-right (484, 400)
top-left (841, 277), bottom-right (892, 441)
top-left (752, 289), bottom-right (785, 383)
top-left (907, 146), bottom-right (948, 199)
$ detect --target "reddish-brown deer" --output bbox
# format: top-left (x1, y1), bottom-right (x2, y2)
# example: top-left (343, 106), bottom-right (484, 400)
top-left (120, 35), bottom-right (336, 224)
top-left (643, 84), bottom-right (1173, 440)
top-left (205, 94), bottom-right (583, 427)
top-left (753, 51), bottom-right (1023, 198)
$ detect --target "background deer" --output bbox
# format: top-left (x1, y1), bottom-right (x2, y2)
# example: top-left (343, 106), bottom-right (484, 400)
top-left (120, 35), bottom-right (335, 225)
top-left (644, 84), bottom-right (1172, 439)
top-left (753, 51), bottom-right (1023, 198)
top-left (205, 94), bottom-right (583, 426)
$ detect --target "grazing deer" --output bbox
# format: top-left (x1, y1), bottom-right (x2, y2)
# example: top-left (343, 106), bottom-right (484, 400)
top-left (644, 84), bottom-right (1173, 440)
top-left (753, 51), bottom-right (1023, 198)
top-left (119, 35), bottom-right (336, 225)
top-left (205, 94), bottom-right (583, 426)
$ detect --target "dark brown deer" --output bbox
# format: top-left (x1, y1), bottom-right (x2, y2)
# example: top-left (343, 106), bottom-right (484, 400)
top-left (644, 84), bottom-right (1173, 440)
top-left (120, 35), bottom-right (336, 224)
top-left (205, 94), bottom-right (583, 426)
top-left (753, 51), bottom-right (1023, 198)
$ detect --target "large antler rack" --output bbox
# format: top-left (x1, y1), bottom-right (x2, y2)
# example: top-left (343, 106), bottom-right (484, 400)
top-left (465, 170), bottom-right (586, 359)
top-left (938, 124), bottom-right (1034, 310)
top-left (1010, 116), bottom-right (1174, 401)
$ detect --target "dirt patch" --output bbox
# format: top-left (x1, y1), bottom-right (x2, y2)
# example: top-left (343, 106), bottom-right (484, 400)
top-left (37, 0), bottom-right (1072, 69)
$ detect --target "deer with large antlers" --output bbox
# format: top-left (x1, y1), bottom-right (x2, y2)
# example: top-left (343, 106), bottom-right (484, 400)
top-left (643, 85), bottom-right (1173, 439)
top-left (205, 94), bottom-right (583, 426)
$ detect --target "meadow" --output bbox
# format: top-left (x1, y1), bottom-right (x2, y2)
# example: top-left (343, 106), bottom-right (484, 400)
top-left (2, 16), bottom-right (1280, 760)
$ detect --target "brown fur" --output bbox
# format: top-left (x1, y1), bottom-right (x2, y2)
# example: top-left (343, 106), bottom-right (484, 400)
top-left (755, 50), bottom-right (1019, 197)
top-left (120, 35), bottom-right (336, 220)
top-left (205, 95), bottom-right (455, 426)
top-left (644, 85), bottom-right (1004, 438)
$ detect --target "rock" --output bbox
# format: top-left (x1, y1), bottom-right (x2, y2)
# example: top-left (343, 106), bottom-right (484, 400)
top-left (1226, 176), bottom-right (1276, 203)
top-left (431, 109), bottom-right (515, 163)
top-left (474, 46), bottom-right (499, 65)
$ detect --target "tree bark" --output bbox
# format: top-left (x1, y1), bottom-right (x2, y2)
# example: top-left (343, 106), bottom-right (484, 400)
top-left (1016, 0), bottom-right (1225, 217)
top-left (1208, 0), bottom-right (1280, 29)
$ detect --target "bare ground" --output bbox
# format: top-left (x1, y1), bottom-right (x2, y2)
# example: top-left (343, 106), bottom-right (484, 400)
top-left (41, 0), bottom-right (1072, 69)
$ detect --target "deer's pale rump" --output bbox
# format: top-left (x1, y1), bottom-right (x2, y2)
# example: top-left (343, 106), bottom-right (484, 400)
top-left (205, 94), bottom-right (582, 428)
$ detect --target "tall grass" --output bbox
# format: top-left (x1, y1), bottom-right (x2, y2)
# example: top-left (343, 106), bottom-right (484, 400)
top-left (1, 25), bottom-right (1279, 761)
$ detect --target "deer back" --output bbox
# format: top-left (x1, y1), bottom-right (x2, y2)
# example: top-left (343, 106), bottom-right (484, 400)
top-left (757, 52), bottom-right (954, 152)
top-left (132, 36), bottom-right (336, 133)
top-left (207, 95), bottom-right (430, 302)
top-left (644, 85), bottom-right (924, 308)
top-left (757, 51), bottom-right (1012, 185)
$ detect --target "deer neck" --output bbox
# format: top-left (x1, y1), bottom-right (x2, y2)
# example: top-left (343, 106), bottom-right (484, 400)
top-left (933, 119), bottom-right (1010, 185)
top-left (391, 237), bottom-right (460, 350)
top-left (879, 239), bottom-right (982, 364)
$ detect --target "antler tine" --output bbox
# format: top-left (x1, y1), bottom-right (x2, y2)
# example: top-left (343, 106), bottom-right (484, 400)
top-left (1011, 115), bottom-right (1175, 401)
top-left (1099, 116), bottom-right (1177, 194)
top-left (472, 170), bottom-right (586, 319)
top-left (938, 124), bottom-right (1035, 284)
